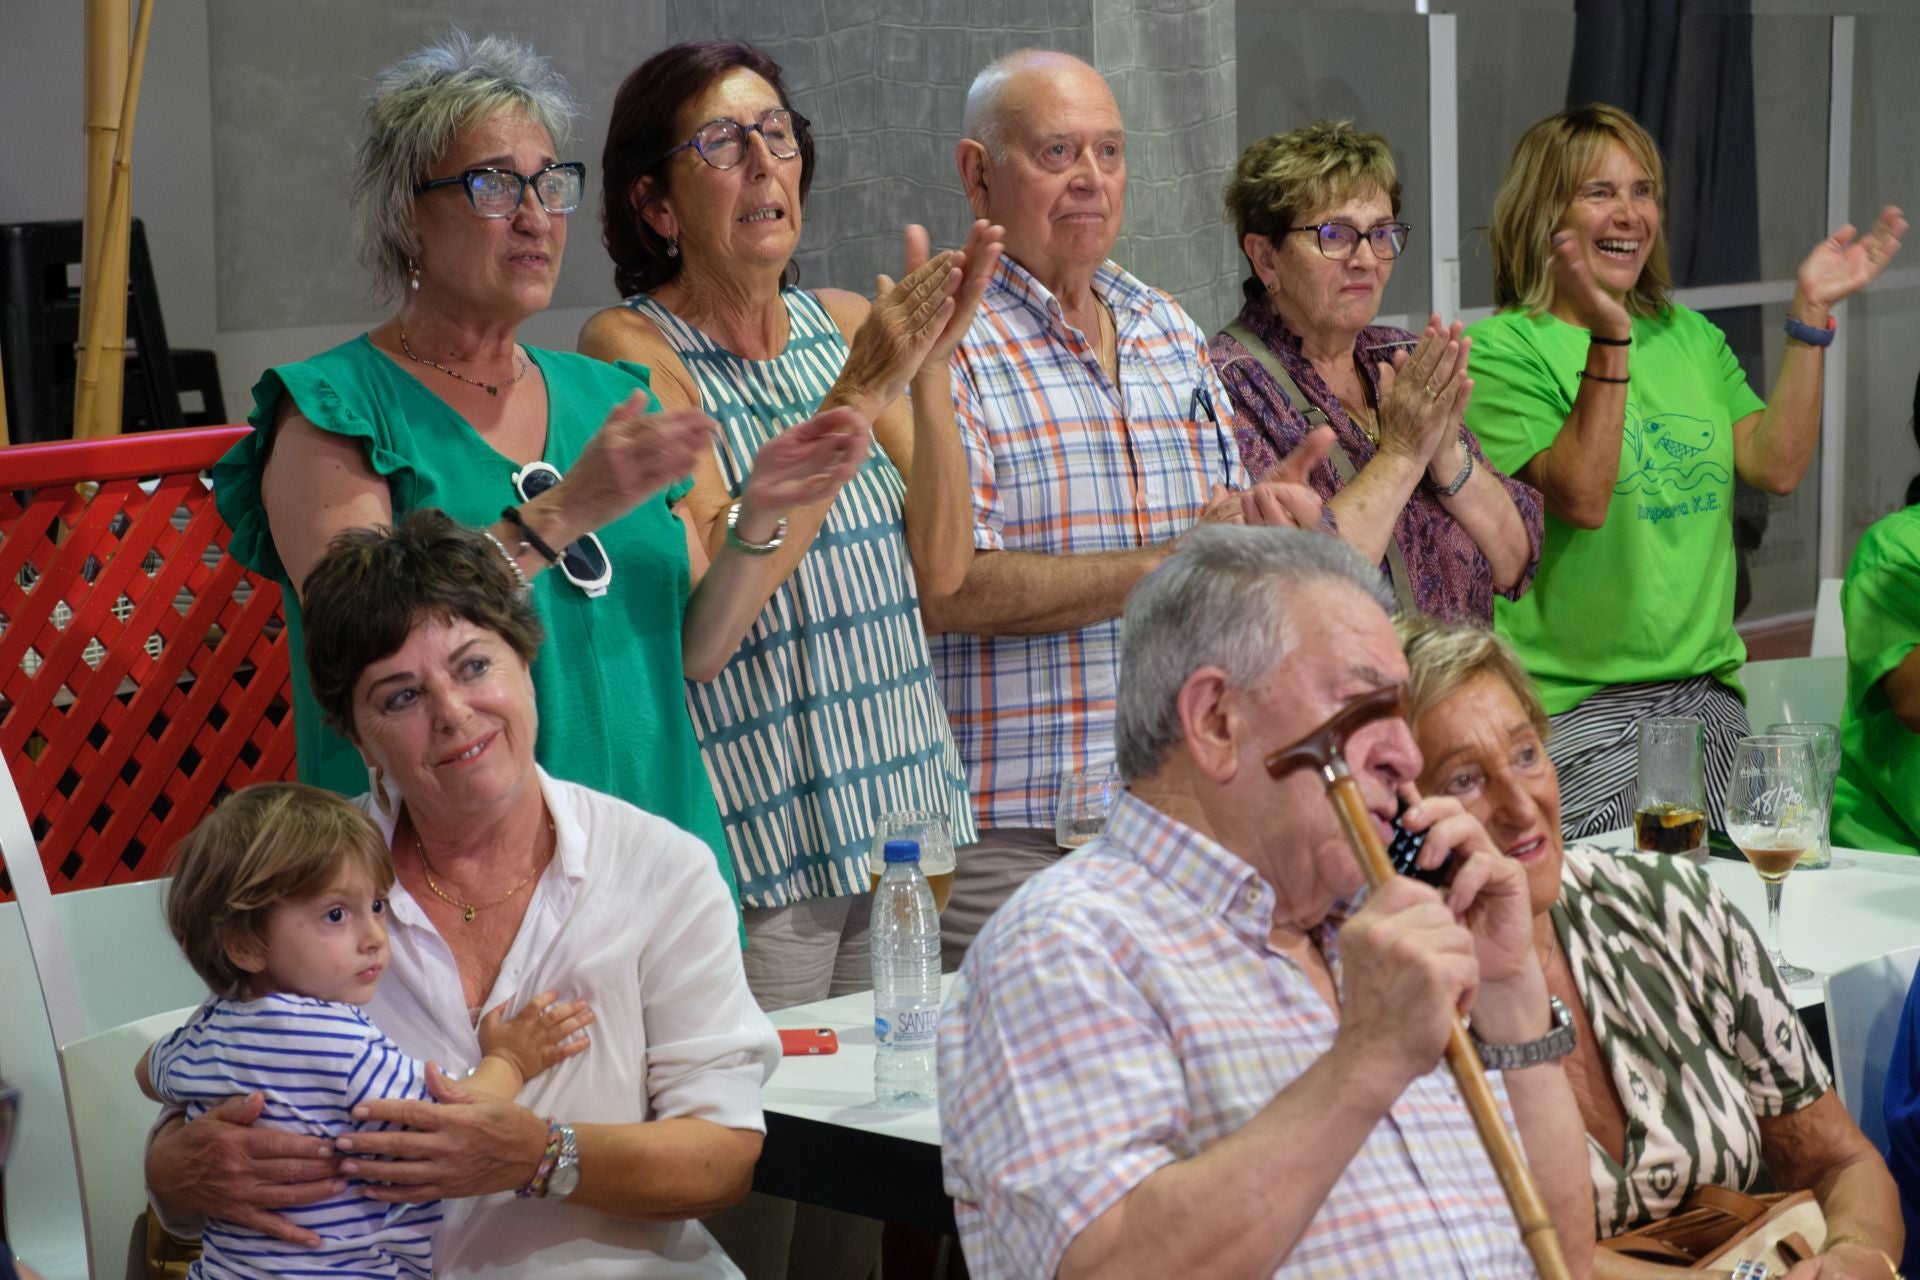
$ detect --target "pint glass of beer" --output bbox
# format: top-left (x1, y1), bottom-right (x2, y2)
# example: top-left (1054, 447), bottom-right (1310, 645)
top-left (1633, 717), bottom-right (1709, 863)
top-left (868, 811), bottom-right (955, 912)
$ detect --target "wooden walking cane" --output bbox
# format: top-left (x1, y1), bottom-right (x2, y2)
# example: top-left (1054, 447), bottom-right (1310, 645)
top-left (1266, 684), bottom-right (1571, 1280)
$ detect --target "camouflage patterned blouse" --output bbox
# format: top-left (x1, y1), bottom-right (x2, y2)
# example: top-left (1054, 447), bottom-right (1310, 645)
top-left (1552, 844), bottom-right (1831, 1235)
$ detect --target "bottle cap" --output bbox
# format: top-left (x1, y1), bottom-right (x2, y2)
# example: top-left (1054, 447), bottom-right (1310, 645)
top-left (882, 838), bottom-right (921, 865)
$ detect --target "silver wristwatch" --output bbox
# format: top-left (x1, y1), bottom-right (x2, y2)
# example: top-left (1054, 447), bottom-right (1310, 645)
top-left (543, 1122), bottom-right (581, 1199)
top-left (1470, 995), bottom-right (1576, 1071)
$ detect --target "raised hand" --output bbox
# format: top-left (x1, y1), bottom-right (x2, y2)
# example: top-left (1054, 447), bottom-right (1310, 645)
top-left (1798, 205), bottom-right (1908, 309)
top-left (1546, 229), bottom-right (1632, 340)
top-left (740, 404), bottom-right (872, 516)
top-left (563, 394), bottom-right (720, 531)
top-left (478, 988), bottom-right (594, 1081)
top-left (836, 226), bottom-right (963, 413)
top-left (1375, 316), bottom-right (1470, 468)
top-left (920, 219), bottom-right (1006, 371)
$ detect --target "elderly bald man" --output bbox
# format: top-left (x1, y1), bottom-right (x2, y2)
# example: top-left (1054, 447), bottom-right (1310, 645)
top-left (937, 525), bottom-right (1597, 1279)
top-left (925, 51), bottom-right (1327, 965)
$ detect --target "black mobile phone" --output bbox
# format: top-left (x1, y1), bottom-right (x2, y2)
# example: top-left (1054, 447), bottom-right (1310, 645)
top-left (1387, 797), bottom-right (1451, 887)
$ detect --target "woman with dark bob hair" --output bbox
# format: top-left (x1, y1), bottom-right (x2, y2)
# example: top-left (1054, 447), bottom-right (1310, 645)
top-left (146, 509), bottom-right (780, 1278)
top-left (580, 42), bottom-right (1000, 1015)
top-left (214, 31), bottom-right (873, 910)
top-left (1464, 103), bottom-right (1905, 839)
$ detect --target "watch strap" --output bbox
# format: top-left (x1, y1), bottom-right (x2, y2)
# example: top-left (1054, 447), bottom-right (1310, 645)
top-left (1783, 313), bottom-right (1836, 347)
top-left (1472, 995), bottom-right (1577, 1071)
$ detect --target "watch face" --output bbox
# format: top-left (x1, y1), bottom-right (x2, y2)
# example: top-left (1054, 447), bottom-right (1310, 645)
top-left (548, 1161), bottom-right (581, 1197)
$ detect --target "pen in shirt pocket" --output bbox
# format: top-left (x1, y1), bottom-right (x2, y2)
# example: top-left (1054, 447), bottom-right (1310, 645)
top-left (1188, 385), bottom-right (1239, 491)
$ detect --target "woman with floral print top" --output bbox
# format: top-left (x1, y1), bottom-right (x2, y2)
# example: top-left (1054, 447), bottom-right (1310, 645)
top-left (1400, 615), bottom-right (1903, 1277)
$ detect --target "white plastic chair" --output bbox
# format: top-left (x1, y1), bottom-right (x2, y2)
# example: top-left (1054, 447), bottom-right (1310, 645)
top-left (60, 1006), bottom-right (199, 1279)
top-left (1740, 655), bottom-right (1847, 729)
top-left (1, 764), bottom-right (201, 1280)
top-left (1824, 944), bottom-right (1920, 1151)
top-left (1811, 578), bottom-right (1848, 659)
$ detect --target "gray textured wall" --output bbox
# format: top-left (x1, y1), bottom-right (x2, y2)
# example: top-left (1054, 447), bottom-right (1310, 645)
top-left (202, 0), bottom-right (1244, 333)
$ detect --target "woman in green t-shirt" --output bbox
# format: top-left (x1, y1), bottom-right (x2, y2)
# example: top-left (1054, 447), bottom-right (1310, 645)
top-left (1465, 103), bottom-right (1906, 839)
top-left (1833, 372), bottom-right (1920, 855)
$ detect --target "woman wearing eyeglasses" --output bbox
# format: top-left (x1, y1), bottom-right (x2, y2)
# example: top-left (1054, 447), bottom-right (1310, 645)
top-left (579, 45), bottom-right (998, 1010)
top-left (214, 33), bottom-right (872, 907)
top-left (1208, 120), bottom-right (1541, 625)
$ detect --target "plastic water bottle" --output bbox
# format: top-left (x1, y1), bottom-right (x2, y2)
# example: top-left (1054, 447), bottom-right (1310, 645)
top-left (872, 838), bottom-right (941, 1108)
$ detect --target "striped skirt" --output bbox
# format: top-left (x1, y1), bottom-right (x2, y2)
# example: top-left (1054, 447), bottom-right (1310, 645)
top-left (1547, 675), bottom-right (1752, 840)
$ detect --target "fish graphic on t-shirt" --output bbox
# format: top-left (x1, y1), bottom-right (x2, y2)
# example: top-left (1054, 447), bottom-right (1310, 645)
top-left (1613, 406), bottom-right (1730, 496)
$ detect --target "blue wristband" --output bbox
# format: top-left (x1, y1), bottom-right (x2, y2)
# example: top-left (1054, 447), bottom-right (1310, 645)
top-left (1783, 314), bottom-right (1836, 347)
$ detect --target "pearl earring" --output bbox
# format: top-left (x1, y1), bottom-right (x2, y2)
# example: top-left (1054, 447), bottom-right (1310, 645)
top-left (408, 257), bottom-right (422, 291)
top-left (666, 237), bottom-right (680, 259)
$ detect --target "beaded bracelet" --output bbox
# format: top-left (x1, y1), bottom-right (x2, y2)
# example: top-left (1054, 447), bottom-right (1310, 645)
top-left (516, 1118), bottom-right (563, 1199)
top-left (479, 529), bottom-right (532, 596)
top-left (500, 506), bottom-right (563, 566)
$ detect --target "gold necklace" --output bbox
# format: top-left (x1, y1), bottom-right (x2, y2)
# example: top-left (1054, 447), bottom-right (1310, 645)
top-left (397, 323), bottom-right (529, 397)
top-left (407, 809), bottom-right (555, 923)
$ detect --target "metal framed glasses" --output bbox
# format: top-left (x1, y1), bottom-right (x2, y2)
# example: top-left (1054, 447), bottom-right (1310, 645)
top-left (1287, 221), bottom-right (1413, 261)
top-left (511, 461), bottom-right (612, 597)
top-left (653, 108), bottom-right (809, 171)
top-left (415, 162), bottom-right (587, 218)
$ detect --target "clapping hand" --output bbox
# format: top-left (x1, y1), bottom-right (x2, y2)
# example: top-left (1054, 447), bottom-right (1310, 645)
top-left (1375, 316), bottom-right (1470, 470)
top-left (1798, 205), bottom-right (1908, 310)
top-left (740, 404), bottom-right (872, 516)
top-left (920, 219), bottom-right (1005, 370)
top-left (1241, 425), bottom-right (1333, 529)
top-left (565, 394), bottom-right (720, 530)
top-left (1546, 229), bottom-right (1633, 341)
top-left (836, 227), bottom-right (964, 413)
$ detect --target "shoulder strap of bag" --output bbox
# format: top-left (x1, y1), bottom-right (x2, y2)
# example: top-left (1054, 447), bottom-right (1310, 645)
top-left (1219, 321), bottom-right (1416, 616)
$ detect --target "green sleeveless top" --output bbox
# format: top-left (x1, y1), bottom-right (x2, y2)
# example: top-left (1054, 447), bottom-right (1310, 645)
top-left (213, 335), bottom-right (734, 903)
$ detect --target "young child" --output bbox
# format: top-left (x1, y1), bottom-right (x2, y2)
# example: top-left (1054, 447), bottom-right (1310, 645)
top-left (138, 782), bottom-right (591, 1279)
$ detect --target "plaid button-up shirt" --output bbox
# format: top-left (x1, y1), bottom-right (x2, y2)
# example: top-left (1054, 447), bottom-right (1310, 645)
top-left (929, 257), bottom-right (1243, 830)
top-left (937, 791), bottom-right (1540, 1279)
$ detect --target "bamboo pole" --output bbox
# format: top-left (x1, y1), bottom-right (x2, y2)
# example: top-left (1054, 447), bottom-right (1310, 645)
top-left (78, 0), bottom-right (130, 364)
top-left (73, 0), bottom-right (154, 440)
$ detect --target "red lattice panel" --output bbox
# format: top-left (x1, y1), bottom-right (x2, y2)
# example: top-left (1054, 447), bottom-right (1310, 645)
top-left (0, 426), bottom-right (295, 896)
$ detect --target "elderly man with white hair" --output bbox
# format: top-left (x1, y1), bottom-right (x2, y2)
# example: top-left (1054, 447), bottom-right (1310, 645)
top-left (925, 51), bottom-right (1326, 965)
top-left (937, 525), bottom-right (1597, 1279)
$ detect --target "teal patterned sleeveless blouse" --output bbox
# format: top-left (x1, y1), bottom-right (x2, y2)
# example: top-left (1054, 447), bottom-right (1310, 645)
top-left (622, 288), bottom-right (975, 909)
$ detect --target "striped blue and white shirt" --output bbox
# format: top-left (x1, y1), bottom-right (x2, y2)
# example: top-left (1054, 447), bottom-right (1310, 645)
top-left (624, 287), bottom-right (975, 909)
top-left (148, 994), bottom-right (440, 1278)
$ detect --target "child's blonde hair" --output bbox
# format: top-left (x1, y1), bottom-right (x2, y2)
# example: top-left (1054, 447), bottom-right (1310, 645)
top-left (165, 783), bottom-right (393, 997)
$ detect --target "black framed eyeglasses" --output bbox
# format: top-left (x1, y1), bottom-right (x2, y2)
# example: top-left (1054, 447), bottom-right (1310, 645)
top-left (652, 108), bottom-right (810, 171)
top-left (415, 162), bottom-right (587, 218)
top-left (1287, 221), bottom-right (1413, 261)
top-left (512, 461), bottom-right (612, 597)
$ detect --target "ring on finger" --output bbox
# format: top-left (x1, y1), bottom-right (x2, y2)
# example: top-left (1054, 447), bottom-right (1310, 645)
top-left (1423, 384), bottom-right (1440, 401)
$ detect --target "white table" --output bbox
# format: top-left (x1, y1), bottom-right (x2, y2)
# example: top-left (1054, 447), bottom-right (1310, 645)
top-left (752, 847), bottom-right (1920, 1227)
top-left (1587, 834), bottom-right (1920, 1009)
top-left (755, 984), bottom-right (952, 1233)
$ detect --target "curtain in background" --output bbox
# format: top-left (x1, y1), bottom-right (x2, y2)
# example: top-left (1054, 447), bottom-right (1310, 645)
top-left (1569, 0), bottom-right (1766, 616)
